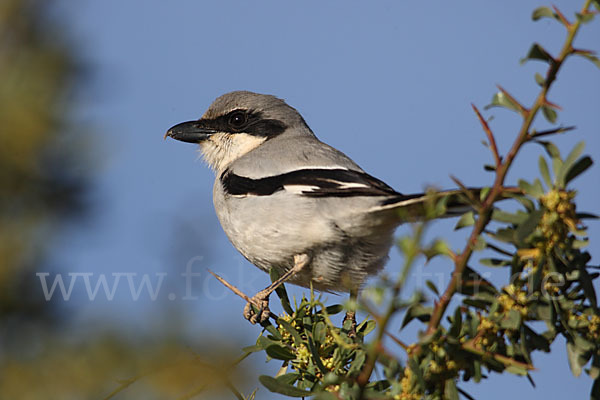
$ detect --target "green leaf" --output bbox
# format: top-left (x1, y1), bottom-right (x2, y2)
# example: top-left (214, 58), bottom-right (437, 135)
top-left (444, 379), bottom-right (459, 400)
top-left (501, 309), bottom-right (522, 330)
top-left (401, 304), bottom-right (433, 329)
top-left (270, 268), bottom-right (294, 315)
top-left (278, 318), bottom-right (303, 346)
top-left (473, 236), bottom-right (486, 251)
top-left (313, 321), bottom-right (326, 344)
top-left (307, 337), bottom-right (328, 375)
top-left (426, 280), bottom-right (440, 296)
top-left (575, 52), bottom-right (600, 69)
top-left (492, 209), bottom-right (529, 224)
top-left (348, 350), bottom-right (367, 375)
top-left (575, 334), bottom-right (596, 353)
top-left (575, 12), bottom-right (595, 23)
top-left (541, 105), bottom-right (558, 123)
top-left (486, 91), bottom-right (521, 113)
top-left (531, 6), bottom-right (557, 21)
top-left (506, 364), bottom-right (529, 376)
top-left (408, 357), bottom-right (425, 389)
top-left (276, 372), bottom-right (300, 386)
top-left (449, 307), bottom-right (462, 338)
top-left (539, 156), bottom-right (552, 188)
top-left (557, 141), bottom-right (585, 187)
top-left (516, 209), bottom-right (543, 245)
top-left (521, 43), bottom-right (554, 65)
top-left (455, 211), bottom-right (475, 230)
top-left (489, 227), bottom-right (516, 243)
top-left (552, 157), bottom-right (563, 183)
top-left (534, 72), bottom-right (545, 86)
top-left (518, 179), bottom-right (544, 198)
top-left (480, 187), bottom-right (491, 201)
top-left (514, 195), bottom-right (536, 212)
top-left (565, 156), bottom-right (593, 184)
top-left (265, 323), bottom-right (282, 339)
top-left (460, 266), bottom-right (498, 296)
top-left (325, 304), bottom-right (344, 315)
top-left (535, 140), bottom-right (561, 159)
top-left (567, 341), bottom-right (584, 377)
top-left (577, 212), bottom-right (599, 220)
top-left (265, 344), bottom-right (296, 361)
top-left (473, 359), bottom-right (482, 382)
top-left (242, 344), bottom-right (263, 354)
top-left (357, 319), bottom-right (376, 335)
top-left (423, 239), bottom-right (451, 261)
top-left (259, 375), bottom-right (312, 397)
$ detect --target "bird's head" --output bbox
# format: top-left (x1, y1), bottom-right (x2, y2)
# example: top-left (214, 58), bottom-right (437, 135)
top-left (166, 91), bottom-right (311, 172)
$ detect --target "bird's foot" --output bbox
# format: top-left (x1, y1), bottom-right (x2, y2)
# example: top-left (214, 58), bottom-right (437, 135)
top-left (243, 289), bottom-right (271, 324)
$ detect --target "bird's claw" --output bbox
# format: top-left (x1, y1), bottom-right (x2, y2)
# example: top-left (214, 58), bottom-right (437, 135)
top-left (243, 292), bottom-right (271, 324)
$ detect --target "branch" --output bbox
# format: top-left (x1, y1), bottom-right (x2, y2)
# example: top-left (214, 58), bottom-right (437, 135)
top-left (425, 0), bottom-right (594, 335)
top-left (472, 103), bottom-right (501, 168)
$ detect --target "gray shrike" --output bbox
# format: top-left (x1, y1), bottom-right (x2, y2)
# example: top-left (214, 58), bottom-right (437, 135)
top-left (166, 91), bottom-right (483, 324)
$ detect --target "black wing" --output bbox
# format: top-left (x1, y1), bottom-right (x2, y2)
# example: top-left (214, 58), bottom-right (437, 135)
top-left (221, 168), bottom-right (402, 198)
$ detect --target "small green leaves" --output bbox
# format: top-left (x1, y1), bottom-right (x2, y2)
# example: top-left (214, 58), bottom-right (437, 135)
top-left (539, 156), bottom-right (552, 188)
top-left (401, 304), bottom-right (433, 329)
top-left (259, 375), bottom-right (312, 397)
top-left (534, 72), bottom-right (546, 86)
top-left (444, 379), bottom-right (459, 400)
top-left (521, 43), bottom-right (555, 65)
top-left (556, 141), bottom-right (585, 186)
top-left (518, 178), bottom-right (544, 198)
top-left (501, 309), bottom-right (522, 330)
top-left (565, 156), bottom-right (593, 184)
top-left (265, 343), bottom-right (295, 361)
top-left (515, 209), bottom-right (544, 244)
top-left (575, 12), bottom-right (595, 24)
top-left (492, 209), bottom-right (529, 224)
top-left (455, 211), bottom-right (475, 230)
top-left (486, 91), bottom-right (522, 113)
top-left (325, 304), bottom-right (344, 315)
top-left (426, 280), bottom-right (440, 296)
top-left (535, 140), bottom-right (561, 159)
top-left (574, 51), bottom-right (600, 69)
top-left (541, 105), bottom-right (558, 123)
top-left (532, 6), bottom-right (558, 21)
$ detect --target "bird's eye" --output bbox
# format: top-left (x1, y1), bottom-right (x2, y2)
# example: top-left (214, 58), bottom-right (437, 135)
top-left (228, 111), bottom-right (248, 129)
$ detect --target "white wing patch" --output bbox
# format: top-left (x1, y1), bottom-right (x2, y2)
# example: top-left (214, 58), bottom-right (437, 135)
top-left (283, 184), bottom-right (322, 194)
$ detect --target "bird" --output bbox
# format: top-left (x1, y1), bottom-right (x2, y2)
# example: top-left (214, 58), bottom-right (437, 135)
top-left (166, 91), bottom-right (487, 325)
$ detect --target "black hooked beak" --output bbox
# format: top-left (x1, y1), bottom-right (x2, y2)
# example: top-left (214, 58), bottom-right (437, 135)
top-left (164, 120), bottom-right (217, 143)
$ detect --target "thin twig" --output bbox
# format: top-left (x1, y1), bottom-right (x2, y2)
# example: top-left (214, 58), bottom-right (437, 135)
top-left (207, 269), bottom-right (279, 320)
top-left (472, 103), bottom-right (501, 168)
top-left (384, 331), bottom-right (410, 351)
top-left (530, 125), bottom-right (575, 138)
top-left (552, 5), bottom-right (572, 27)
top-left (450, 175), bottom-right (480, 206)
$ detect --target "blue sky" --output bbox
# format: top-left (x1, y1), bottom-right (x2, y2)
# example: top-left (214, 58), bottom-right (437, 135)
top-left (52, 1), bottom-right (599, 398)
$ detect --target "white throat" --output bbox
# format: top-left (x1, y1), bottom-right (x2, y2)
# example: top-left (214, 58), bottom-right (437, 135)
top-left (199, 132), bottom-right (266, 173)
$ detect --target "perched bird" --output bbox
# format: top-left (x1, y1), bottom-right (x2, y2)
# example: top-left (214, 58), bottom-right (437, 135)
top-left (166, 91), bottom-right (482, 324)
